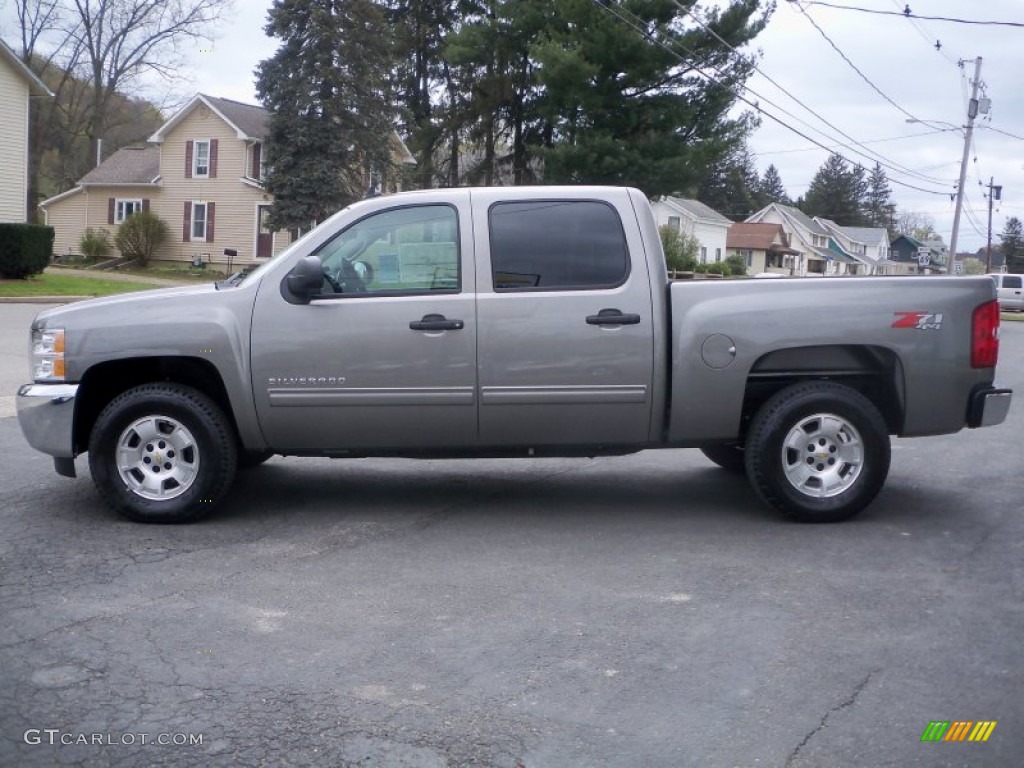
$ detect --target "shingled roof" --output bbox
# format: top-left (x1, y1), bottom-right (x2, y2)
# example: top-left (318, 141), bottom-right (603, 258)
top-left (727, 222), bottom-right (795, 252)
top-left (77, 146), bottom-right (160, 185)
top-left (202, 94), bottom-right (269, 139)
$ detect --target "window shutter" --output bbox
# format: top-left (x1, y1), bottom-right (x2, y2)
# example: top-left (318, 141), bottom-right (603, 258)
top-left (142, 199), bottom-right (150, 213)
top-left (252, 143), bottom-right (261, 179)
top-left (107, 198), bottom-right (115, 225)
top-left (206, 202), bottom-right (215, 242)
top-left (209, 139), bottom-right (218, 178)
top-left (185, 140), bottom-right (193, 178)
top-left (183, 201), bottom-right (192, 241)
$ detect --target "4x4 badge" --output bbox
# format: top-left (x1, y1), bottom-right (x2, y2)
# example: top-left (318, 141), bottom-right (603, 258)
top-left (892, 312), bottom-right (943, 330)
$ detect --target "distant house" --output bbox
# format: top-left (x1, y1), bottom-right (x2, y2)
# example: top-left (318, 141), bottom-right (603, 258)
top-left (836, 226), bottom-right (904, 275)
top-left (0, 38), bottom-right (54, 222)
top-left (725, 222), bottom-right (799, 275)
top-left (40, 93), bottom-right (415, 268)
top-left (890, 234), bottom-right (947, 274)
top-left (651, 197), bottom-right (732, 265)
top-left (747, 204), bottom-right (832, 275)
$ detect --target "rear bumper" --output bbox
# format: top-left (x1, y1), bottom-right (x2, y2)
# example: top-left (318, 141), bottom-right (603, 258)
top-left (968, 387), bottom-right (1012, 428)
top-left (16, 383), bottom-right (78, 457)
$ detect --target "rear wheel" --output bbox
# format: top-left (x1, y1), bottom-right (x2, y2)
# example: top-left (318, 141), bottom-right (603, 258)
top-left (699, 443), bottom-right (746, 473)
top-left (744, 381), bottom-right (890, 523)
top-left (88, 383), bottom-right (237, 523)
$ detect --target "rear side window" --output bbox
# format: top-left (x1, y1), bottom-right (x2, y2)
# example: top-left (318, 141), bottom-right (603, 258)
top-left (489, 200), bottom-right (629, 291)
top-left (1003, 275), bottom-right (1022, 289)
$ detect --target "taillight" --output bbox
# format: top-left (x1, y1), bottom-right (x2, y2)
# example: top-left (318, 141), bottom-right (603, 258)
top-left (971, 300), bottom-right (1000, 368)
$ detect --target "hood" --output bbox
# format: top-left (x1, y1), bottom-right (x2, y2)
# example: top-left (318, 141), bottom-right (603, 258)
top-left (32, 283), bottom-right (225, 329)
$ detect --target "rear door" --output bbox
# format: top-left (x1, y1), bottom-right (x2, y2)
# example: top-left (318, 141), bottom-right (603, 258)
top-left (472, 189), bottom-right (656, 447)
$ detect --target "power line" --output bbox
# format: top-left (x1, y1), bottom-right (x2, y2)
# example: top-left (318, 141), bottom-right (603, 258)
top-left (677, 1), bottom-right (952, 184)
top-left (793, 3), bottom-right (954, 134)
top-left (887, 0), bottom-right (961, 68)
top-left (982, 125), bottom-right (1024, 142)
top-left (590, 1), bottom-right (953, 196)
top-left (793, 2), bottom-right (1024, 28)
top-left (757, 128), bottom-right (958, 156)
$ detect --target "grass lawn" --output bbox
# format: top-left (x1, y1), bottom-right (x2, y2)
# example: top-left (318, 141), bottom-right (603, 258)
top-left (0, 273), bottom-right (165, 297)
top-left (115, 265), bottom-right (228, 282)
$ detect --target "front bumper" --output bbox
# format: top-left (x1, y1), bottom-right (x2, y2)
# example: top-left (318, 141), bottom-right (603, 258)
top-left (967, 387), bottom-right (1013, 428)
top-left (17, 383), bottom-right (79, 463)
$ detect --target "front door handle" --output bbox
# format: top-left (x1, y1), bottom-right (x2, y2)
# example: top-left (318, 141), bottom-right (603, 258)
top-left (410, 313), bottom-right (464, 331)
top-left (586, 309), bottom-right (641, 326)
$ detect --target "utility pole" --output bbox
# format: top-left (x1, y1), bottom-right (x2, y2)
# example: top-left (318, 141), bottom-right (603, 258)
top-left (950, 56), bottom-right (983, 260)
top-left (986, 177), bottom-right (1002, 273)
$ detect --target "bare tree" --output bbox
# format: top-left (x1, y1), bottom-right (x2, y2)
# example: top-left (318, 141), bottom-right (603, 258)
top-left (66, 0), bottom-right (233, 156)
top-left (894, 210), bottom-right (937, 239)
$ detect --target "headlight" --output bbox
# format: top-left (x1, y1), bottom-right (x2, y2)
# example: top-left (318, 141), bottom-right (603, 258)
top-left (31, 328), bottom-right (65, 381)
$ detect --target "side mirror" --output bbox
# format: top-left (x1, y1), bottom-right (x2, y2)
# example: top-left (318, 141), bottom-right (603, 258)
top-left (282, 255), bottom-right (324, 304)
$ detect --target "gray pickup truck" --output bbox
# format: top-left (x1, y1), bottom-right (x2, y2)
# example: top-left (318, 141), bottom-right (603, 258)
top-left (17, 186), bottom-right (1012, 524)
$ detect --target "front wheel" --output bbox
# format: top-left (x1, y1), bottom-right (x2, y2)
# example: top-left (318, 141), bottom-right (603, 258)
top-left (744, 381), bottom-right (890, 523)
top-left (88, 383), bottom-right (238, 523)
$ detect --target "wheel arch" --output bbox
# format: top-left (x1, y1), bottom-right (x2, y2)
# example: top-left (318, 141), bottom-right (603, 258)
top-left (741, 344), bottom-right (905, 438)
top-left (73, 357), bottom-right (239, 454)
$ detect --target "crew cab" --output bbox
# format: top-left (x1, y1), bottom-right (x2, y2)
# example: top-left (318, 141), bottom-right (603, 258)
top-left (17, 187), bottom-right (1012, 524)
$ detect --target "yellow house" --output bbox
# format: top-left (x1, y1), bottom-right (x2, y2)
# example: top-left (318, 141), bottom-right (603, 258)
top-left (0, 38), bottom-right (54, 222)
top-left (40, 93), bottom-right (415, 269)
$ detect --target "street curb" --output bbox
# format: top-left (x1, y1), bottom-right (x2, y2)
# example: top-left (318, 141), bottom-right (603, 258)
top-left (0, 296), bottom-right (88, 304)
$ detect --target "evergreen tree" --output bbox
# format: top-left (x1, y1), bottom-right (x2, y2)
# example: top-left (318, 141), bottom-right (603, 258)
top-left (758, 164), bottom-right (788, 205)
top-left (532, 0), bottom-right (769, 195)
top-left (864, 163), bottom-right (896, 231)
top-left (1000, 216), bottom-right (1024, 273)
top-left (697, 142), bottom-right (762, 220)
top-left (256, 0), bottom-right (396, 229)
top-left (802, 154), bottom-right (868, 225)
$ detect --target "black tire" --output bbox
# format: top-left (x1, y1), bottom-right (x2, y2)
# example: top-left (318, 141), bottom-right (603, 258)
top-left (699, 443), bottom-right (746, 473)
top-left (88, 383), bottom-right (238, 523)
top-left (238, 449), bottom-right (274, 469)
top-left (744, 381), bottom-right (890, 523)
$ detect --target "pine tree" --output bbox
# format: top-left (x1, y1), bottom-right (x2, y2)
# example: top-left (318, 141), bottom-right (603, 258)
top-left (256, 0), bottom-right (396, 229)
top-left (802, 154), bottom-right (868, 225)
top-left (532, 0), bottom-right (769, 195)
top-left (1000, 216), bottom-right (1024, 273)
top-left (697, 143), bottom-right (762, 220)
top-left (864, 163), bottom-right (896, 231)
top-left (758, 164), bottom-right (789, 205)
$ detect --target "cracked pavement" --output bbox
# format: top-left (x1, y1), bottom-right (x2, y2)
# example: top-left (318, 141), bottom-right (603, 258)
top-left (1, 310), bottom-right (1021, 767)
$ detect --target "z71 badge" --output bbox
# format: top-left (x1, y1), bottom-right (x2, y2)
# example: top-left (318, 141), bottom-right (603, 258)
top-left (892, 312), bottom-right (944, 330)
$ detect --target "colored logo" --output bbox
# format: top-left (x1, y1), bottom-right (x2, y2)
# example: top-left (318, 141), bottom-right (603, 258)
top-left (892, 311), bottom-right (944, 330)
top-left (921, 721), bottom-right (997, 742)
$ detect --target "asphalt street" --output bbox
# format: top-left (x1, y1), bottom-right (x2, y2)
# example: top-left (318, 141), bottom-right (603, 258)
top-left (1, 304), bottom-right (1021, 767)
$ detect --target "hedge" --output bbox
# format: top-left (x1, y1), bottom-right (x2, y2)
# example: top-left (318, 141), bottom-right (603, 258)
top-left (0, 223), bottom-right (54, 279)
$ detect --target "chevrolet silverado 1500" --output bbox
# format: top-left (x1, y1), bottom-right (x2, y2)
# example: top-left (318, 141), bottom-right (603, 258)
top-left (17, 186), bottom-right (1012, 523)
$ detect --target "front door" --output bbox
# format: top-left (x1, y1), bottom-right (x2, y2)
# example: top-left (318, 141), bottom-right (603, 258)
top-left (250, 199), bottom-right (477, 453)
top-left (256, 205), bottom-right (273, 259)
top-left (472, 190), bottom-right (656, 447)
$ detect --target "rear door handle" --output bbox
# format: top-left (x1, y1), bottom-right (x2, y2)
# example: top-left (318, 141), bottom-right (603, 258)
top-left (586, 309), bottom-right (641, 326)
top-left (410, 313), bottom-right (464, 331)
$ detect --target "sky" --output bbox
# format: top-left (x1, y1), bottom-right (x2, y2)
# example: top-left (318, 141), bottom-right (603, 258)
top-left (5, 0), bottom-right (1021, 254)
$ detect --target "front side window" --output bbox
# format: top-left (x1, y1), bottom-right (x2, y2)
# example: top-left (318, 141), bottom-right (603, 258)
top-left (194, 140), bottom-right (210, 177)
top-left (489, 201), bottom-right (629, 291)
top-left (314, 205), bottom-right (459, 295)
top-left (192, 202), bottom-right (207, 240)
top-left (1004, 275), bottom-right (1022, 289)
top-left (116, 199), bottom-right (142, 223)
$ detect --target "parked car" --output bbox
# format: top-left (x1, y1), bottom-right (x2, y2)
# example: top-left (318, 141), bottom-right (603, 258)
top-left (17, 186), bottom-right (1012, 525)
top-left (989, 272), bottom-right (1024, 311)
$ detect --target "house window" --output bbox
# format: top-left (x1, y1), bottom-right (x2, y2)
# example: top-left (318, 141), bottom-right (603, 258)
top-left (192, 202), bottom-right (207, 241)
top-left (715, 247), bottom-right (722, 262)
top-left (667, 216), bottom-right (680, 232)
top-left (194, 140), bottom-right (210, 177)
top-left (742, 249), bottom-right (753, 267)
top-left (700, 246), bottom-right (707, 263)
top-left (116, 199), bottom-right (142, 223)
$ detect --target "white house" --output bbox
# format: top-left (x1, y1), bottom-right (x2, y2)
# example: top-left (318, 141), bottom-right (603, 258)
top-left (0, 38), bottom-right (53, 222)
top-left (747, 203), bottom-right (861, 276)
top-left (651, 196), bottom-right (732, 264)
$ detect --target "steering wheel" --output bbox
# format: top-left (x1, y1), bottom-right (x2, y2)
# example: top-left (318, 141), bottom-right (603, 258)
top-left (322, 264), bottom-right (344, 293)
